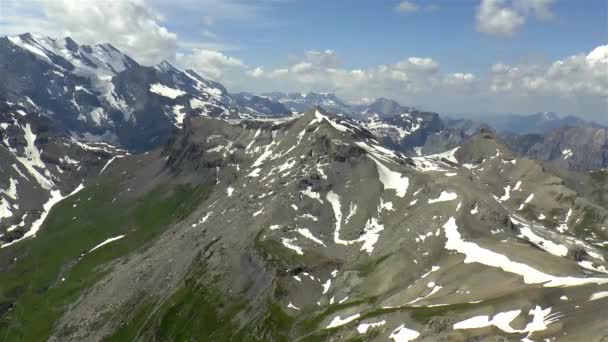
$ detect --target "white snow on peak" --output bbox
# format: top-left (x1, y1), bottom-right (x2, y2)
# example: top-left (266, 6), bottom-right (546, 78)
top-left (149, 83), bottom-right (186, 99)
top-left (8, 34), bottom-right (133, 84)
top-left (8, 35), bottom-right (53, 62)
top-left (369, 156), bottom-right (409, 197)
top-left (313, 110), bottom-right (354, 133)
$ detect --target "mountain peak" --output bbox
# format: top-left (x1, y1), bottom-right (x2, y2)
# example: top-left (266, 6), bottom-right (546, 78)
top-left (538, 111), bottom-right (559, 121)
top-left (155, 59), bottom-right (180, 72)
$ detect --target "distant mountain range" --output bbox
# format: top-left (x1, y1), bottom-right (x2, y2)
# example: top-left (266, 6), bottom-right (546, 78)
top-left (451, 111), bottom-right (602, 134)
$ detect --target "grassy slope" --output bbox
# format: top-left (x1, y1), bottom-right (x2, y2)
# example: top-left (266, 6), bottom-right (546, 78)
top-left (0, 158), bottom-right (210, 341)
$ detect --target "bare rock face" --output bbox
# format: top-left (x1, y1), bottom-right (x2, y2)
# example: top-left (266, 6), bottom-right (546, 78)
top-left (505, 125), bottom-right (608, 172)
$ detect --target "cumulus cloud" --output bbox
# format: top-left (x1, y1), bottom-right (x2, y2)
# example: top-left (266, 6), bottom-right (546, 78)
top-left (0, 0), bottom-right (178, 64)
top-left (236, 44), bottom-right (607, 120)
top-left (177, 49), bottom-right (247, 80)
top-left (242, 48), bottom-right (473, 103)
top-left (396, 1), bottom-right (440, 14)
top-left (396, 1), bottom-right (419, 13)
top-left (489, 45), bottom-right (608, 97)
top-left (476, 0), bottom-right (554, 37)
top-left (302, 49), bottom-right (341, 68)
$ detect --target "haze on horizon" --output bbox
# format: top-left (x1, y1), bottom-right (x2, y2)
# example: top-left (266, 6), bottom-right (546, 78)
top-left (1, 0), bottom-right (606, 122)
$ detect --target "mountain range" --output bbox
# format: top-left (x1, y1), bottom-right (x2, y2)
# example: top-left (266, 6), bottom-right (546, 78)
top-left (1, 34), bottom-right (608, 341)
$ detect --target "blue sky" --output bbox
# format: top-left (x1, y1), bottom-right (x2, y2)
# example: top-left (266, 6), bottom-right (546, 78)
top-left (159, 0), bottom-right (605, 72)
top-left (1, 0), bottom-right (607, 120)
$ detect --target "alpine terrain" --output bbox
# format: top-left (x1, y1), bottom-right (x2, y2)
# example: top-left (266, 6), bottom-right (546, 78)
top-left (1, 32), bottom-right (607, 342)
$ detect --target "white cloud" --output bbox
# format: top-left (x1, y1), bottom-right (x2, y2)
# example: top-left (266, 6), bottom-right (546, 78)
top-left (0, 0), bottom-right (178, 64)
top-left (227, 45), bottom-right (607, 121)
top-left (177, 49), bottom-right (247, 80)
top-left (303, 49), bottom-right (340, 68)
top-left (399, 57), bottom-right (440, 73)
top-left (396, 1), bottom-right (419, 13)
top-left (237, 49), bottom-right (469, 102)
top-left (396, 2), bottom-right (440, 14)
top-left (476, 0), bottom-right (554, 37)
top-left (444, 73), bottom-right (476, 86)
top-left (489, 45), bottom-right (608, 97)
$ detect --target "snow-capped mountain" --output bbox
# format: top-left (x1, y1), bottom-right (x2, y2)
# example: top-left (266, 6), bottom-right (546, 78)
top-left (262, 91), bottom-right (354, 115)
top-left (260, 93), bottom-right (450, 154)
top-left (231, 92), bottom-right (293, 117)
top-left (0, 33), bottom-right (290, 151)
top-left (352, 97), bottom-right (416, 119)
top-left (350, 98), bottom-right (444, 154)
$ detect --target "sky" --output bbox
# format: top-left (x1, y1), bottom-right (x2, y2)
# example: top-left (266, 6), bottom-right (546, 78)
top-left (1, 0), bottom-right (607, 121)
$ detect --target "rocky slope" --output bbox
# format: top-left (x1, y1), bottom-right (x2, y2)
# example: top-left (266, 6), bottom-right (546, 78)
top-left (1, 108), bottom-right (607, 341)
top-left (504, 125), bottom-right (608, 172)
top-left (0, 99), bottom-right (119, 248)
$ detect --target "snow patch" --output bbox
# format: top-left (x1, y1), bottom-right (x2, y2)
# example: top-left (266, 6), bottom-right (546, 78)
top-left (442, 217), bottom-right (608, 287)
top-left (389, 324), bottom-right (420, 342)
top-left (149, 83), bottom-right (186, 99)
top-left (89, 235), bottom-right (126, 253)
top-left (326, 314), bottom-right (360, 329)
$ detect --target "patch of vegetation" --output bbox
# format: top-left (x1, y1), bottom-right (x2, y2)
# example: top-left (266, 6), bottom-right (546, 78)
top-left (295, 298), bottom-right (370, 336)
top-left (140, 278), bottom-right (241, 341)
top-left (103, 299), bottom-right (155, 341)
top-left (573, 207), bottom-right (603, 232)
top-left (253, 228), bottom-right (326, 267)
top-left (0, 170), bottom-right (210, 341)
top-left (108, 269), bottom-right (294, 342)
top-left (590, 170), bottom-right (608, 184)
top-left (357, 253), bottom-right (391, 277)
